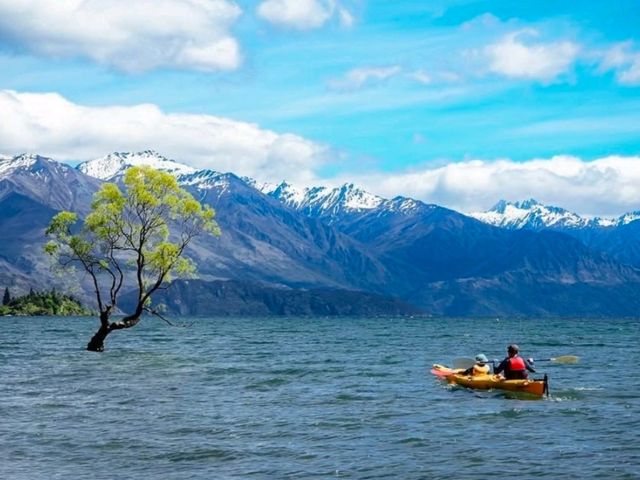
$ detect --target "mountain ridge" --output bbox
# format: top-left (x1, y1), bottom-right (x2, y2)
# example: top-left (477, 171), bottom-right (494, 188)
top-left (470, 198), bottom-right (640, 230)
top-left (2, 151), bottom-right (640, 316)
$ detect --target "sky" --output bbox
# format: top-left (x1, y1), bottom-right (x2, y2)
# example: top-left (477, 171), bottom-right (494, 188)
top-left (0, 0), bottom-right (639, 216)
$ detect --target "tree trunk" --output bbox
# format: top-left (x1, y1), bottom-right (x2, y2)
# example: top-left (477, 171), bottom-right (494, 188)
top-left (87, 324), bottom-right (111, 352)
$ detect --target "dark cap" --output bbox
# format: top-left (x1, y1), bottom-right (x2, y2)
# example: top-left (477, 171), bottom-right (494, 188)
top-left (508, 344), bottom-right (519, 354)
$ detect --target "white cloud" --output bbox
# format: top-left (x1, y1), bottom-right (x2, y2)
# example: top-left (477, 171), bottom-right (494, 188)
top-left (328, 66), bottom-right (462, 91)
top-left (409, 69), bottom-right (432, 85)
top-left (485, 30), bottom-right (579, 81)
top-left (338, 7), bottom-right (355, 28)
top-left (328, 65), bottom-right (402, 90)
top-left (338, 155), bottom-right (640, 217)
top-left (599, 42), bottom-right (640, 86)
top-left (257, 0), bottom-right (350, 30)
top-left (0, 0), bottom-right (242, 72)
top-left (0, 90), bottom-right (328, 184)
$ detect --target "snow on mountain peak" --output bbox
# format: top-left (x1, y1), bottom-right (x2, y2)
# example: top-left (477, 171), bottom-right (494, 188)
top-left (469, 199), bottom-right (640, 229)
top-left (470, 199), bottom-right (590, 229)
top-left (385, 196), bottom-right (427, 214)
top-left (77, 150), bottom-right (196, 180)
top-left (339, 183), bottom-right (384, 210)
top-left (617, 211), bottom-right (640, 226)
top-left (272, 181), bottom-right (308, 207)
top-left (178, 169), bottom-right (231, 191)
top-left (0, 153), bottom-right (55, 178)
top-left (261, 180), bottom-right (384, 216)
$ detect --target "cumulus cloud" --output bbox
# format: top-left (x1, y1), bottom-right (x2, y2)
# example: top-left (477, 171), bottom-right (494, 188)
top-left (485, 30), bottom-right (579, 81)
top-left (340, 156), bottom-right (640, 217)
top-left (257, 0), bottom-right (351, 30)
top-left (328, 65), bottom-right (402, 90)
top-left (599, 42), bottom-right (640, 86)
top-left (0, 90), bottom-right (328, 184)
top-left (0, 0), bottom-right (242, 72)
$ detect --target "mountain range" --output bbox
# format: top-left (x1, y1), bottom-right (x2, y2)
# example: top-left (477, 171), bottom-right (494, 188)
top-left (470, 199), bottom-right (640, 270)
top-left (2, 150), bottom-right (640, 317)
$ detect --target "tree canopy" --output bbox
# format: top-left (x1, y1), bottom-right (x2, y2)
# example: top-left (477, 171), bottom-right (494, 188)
top-left (0, 289), bottom-right (91, 316)
top-left (45, 166), bottom-right (220, 351)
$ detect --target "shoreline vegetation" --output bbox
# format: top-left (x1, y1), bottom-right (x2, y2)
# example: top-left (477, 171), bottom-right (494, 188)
top-left (0, 288), bottom-right (92, 316)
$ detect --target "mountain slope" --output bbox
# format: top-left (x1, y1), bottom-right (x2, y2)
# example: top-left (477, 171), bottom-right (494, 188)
top-left (2, 152), bottom-right (640, 316)
top-left (1, 154), bottom-right (100, 213)
top-left (0, 154), bottom-right (102, 295)
top-left (77, 153), bottom-right (393, 292)
top-left (470, 199), bottom-right (640, 268)
top-left (262, 182), bottom-right (640, 312)
top-left (181, 171), bottom-right (391, 292)
top-left (130, 279), bottom-right (422, 316)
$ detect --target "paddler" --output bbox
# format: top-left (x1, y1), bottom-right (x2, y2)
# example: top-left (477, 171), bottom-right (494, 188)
top-left (459, 353), bottom-right (491, 376)
top-left (494, 344), bottom-right (535, 379)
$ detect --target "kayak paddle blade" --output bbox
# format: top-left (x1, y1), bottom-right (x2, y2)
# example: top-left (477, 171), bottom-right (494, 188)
top-left (551, 355), bottom-right (579, 364)
top-left (453, 357), bottom-right (475, 369)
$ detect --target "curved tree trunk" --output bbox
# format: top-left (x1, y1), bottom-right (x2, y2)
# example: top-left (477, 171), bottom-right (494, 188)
top-left (87, 324), bottom-right (111, 352)
top-left (86, 308), bottom-right (143, 352)
top-left (87, 310), bottom-right (114, 352)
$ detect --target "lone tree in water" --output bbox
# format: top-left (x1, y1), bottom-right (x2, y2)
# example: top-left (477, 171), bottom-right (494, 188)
top-left (45, 166), bottom-right (220, 352)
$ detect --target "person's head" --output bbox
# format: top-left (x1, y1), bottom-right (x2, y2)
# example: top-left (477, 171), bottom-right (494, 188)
top-left (507, 344), bottom-right (519, 357)
top-left (475, 353), bottom-right (488, 365)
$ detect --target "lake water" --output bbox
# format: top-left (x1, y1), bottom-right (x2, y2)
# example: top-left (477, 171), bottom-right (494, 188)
top-left (1, 316), bottom-right (639, 479)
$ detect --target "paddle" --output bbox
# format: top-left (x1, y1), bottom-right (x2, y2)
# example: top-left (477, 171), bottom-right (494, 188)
top-left (453, 355), bottom-right (579, 370)
top-left (453, 357), bottom-right (480, 369)
top-left (535, 355), bottom-right (579, 364)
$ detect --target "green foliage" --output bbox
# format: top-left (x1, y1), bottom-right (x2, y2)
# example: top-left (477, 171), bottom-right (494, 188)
top-left (2, 287), bottom-right (10, 306)
top-left (0, 289), bottom-right (92, 316)
top-left (45, 166), bottom-right (220, 317)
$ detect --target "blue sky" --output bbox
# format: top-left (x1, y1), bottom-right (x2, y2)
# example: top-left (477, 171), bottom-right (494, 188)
top-left (0, 0), bottom-right (639, 214)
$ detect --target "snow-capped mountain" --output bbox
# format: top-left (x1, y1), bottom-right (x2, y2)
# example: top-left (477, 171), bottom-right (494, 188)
top-left (1, 153), bottom-right (46, 178)
top-left (615, 211), bottom-right (640, 226)
top-left (469, 199), bottom-right (640, 230)
top-left (258, 181), bottom-right (384, 220)
top-left (6, 151), bottom-right (640, 316)
top-left (178, 169), bottom-right (229, 191)
top-left (255, 180), bottom-right (435, 226)
top-left (0, 154), bottom-right (100, 211)
top-left (77, 150), bottom-right (196, 181)
top-left (76, 150), bottom-right (233, 194)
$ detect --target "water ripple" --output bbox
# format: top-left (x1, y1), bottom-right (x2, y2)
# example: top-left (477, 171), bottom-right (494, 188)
top-left (0, 316), bottom-right (638, 479)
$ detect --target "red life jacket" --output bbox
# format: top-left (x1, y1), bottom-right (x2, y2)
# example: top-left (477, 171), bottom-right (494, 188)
top-left (508, 356), bottom-right (526, 371)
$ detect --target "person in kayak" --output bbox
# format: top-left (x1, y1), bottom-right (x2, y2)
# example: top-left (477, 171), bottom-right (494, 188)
top-left (460, 354), bottom-right (491, 376)
top-left (494, 344), bottom-right (535, 379)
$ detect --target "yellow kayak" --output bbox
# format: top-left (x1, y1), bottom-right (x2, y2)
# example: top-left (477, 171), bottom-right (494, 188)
top-left (432, 364), bottom-right (548, 398)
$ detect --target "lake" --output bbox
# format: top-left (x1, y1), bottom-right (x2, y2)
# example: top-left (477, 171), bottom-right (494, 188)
top-left (1, 316), bottom-right (639, 479)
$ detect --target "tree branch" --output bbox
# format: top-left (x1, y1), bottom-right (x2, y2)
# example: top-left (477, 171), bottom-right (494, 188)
top-left (143, 306), bottom-right (193, 328)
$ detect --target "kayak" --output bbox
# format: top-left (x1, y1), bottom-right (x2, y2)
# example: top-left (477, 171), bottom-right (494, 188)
top-left (430, 364), bottom-right (462, 378)
top-left (431, 364), bottom-right (549, 398)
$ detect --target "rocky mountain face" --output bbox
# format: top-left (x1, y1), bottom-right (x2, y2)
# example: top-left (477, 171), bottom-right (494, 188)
top-left (3, 151), bottom-right (640, 316)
